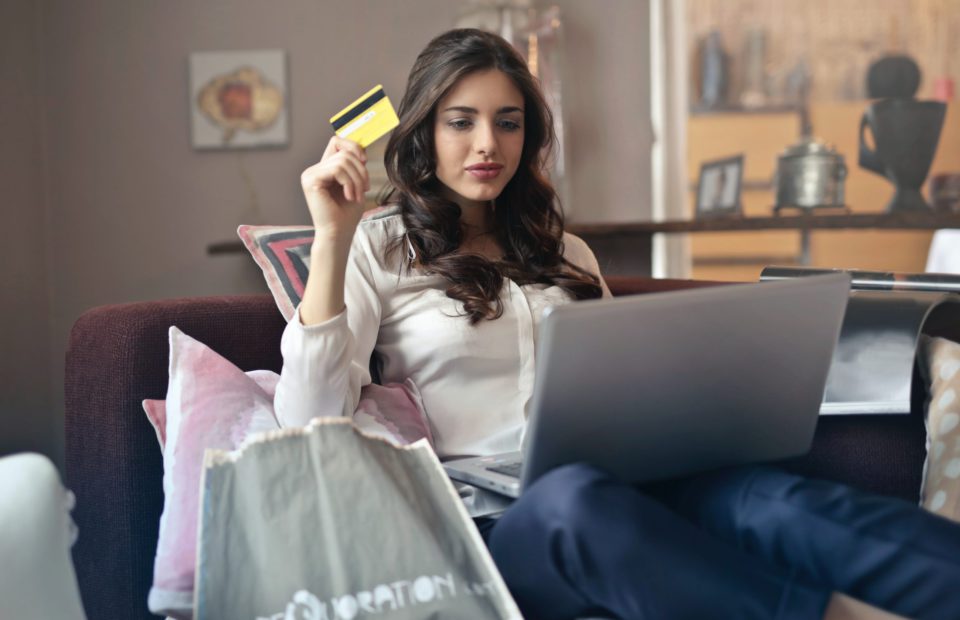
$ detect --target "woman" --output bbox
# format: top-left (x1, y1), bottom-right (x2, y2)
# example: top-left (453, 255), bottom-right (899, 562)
top-left (276, 28), bottom-right (960, 620)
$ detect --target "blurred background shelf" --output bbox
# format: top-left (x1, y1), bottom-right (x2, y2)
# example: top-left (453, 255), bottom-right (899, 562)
top-left (682, 102), bottom-right (960, 281)
top-left (574, 211), bottom-right (960, 276)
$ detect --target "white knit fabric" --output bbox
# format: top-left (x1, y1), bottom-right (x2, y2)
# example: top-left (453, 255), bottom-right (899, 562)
top-left (0, 453), bottom-right (86, 619)
top-left (926, 229), bottom-right (960, 274)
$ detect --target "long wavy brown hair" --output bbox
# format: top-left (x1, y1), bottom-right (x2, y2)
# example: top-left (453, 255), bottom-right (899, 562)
top-left (381, 28), bottom-right (603, 324)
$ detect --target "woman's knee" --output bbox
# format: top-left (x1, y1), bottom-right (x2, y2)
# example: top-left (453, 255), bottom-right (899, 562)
top-left (491, 462), bottom-right (670, 552)
top-left (504, 463), bottom-right (617, 529)
top-left (488, 463), bottom-right (611, 555)
top-left (487, 464), bottom-right (618, 618)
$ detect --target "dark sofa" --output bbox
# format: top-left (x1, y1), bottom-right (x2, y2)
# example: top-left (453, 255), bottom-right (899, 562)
top-left (64, 276), bottom-right (928, 619)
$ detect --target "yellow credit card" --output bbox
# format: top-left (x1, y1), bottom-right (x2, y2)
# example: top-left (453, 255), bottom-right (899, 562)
top-left (329, 84), bottom-right (400, 148)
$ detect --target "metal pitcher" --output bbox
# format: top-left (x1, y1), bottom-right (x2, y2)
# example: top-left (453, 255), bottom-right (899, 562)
top-left (774, 138), bottom-right (847, 211)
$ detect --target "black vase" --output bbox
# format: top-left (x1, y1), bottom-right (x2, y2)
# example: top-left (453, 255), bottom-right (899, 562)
top-left (859, 98), bottom-right (946, 212)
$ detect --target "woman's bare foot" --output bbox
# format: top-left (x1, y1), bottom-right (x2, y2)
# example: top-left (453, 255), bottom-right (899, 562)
top-left (823, 593), bottom-right (909, 620)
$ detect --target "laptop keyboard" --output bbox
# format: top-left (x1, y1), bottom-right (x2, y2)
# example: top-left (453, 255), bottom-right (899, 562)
top-left (486, 461), bottom-right (523, 479)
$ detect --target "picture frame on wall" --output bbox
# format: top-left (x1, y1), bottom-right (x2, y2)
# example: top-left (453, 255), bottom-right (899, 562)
top-left (188, 49), bottom-right (289, 150)
top-left (695, 154), bottom-right (744, 217)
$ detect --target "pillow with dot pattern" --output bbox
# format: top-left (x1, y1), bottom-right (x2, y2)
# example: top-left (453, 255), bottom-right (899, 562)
top-left (919, 336), bottom-right (960, 520)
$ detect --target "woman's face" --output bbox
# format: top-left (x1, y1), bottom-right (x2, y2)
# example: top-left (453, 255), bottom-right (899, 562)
top-left (433, 69), bottom-right (525, 211)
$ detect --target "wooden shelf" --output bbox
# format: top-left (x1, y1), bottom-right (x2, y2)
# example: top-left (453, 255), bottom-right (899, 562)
top-left (569, 211), bottom-right (960, 236)
top-left (208, 240), bottom-right (245, 255)
top-left (688, 179), bottom-right (774, 191)
top-left (689, 104), bottom-right (802, 117)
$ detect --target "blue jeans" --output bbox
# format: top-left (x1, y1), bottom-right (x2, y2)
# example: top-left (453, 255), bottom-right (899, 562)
top-left (480, 463), bottom-right (960, 620)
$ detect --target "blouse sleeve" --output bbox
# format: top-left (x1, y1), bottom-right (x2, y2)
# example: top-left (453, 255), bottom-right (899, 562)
top-left (563, 233), bottom-right (613, 298)
top-left (274, 228), bottom-right (382, 427)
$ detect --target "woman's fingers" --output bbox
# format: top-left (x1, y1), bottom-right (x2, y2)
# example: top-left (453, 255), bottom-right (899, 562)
top-left (333, 155), bottom-right (365, 203)
top-left (299, 137), bottom-right (371, 234)
top-left (333, 169), bottom-right (354, 202)
top-left (338, 151), bottom-right (370, 193)
top-left (337, 137), bottom-right (367, 163)
top-left (322, 135), bottom-right (366, 163)
top-left (323, 150), bottom-right (368, 203)
top-left (302, 150), bottom-right (369, 203)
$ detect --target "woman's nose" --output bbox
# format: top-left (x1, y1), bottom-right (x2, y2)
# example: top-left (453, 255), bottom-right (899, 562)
top-left (475, 121), bottom-right (497, 156)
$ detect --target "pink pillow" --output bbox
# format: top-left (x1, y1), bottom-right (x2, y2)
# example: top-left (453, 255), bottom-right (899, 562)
top-left (146, 328), bottom-right (280, 618)
top-left (143, 328), bottom-right (433, 619)
top-left (354, 379), bottom-right (434, 446)
top-left (142, 399), bottom-right (166, 447)
top-left (142, 370), bottom-right (280, 450)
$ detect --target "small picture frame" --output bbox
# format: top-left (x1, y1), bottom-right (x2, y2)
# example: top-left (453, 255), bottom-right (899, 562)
top-left (188, 49), bottom-right (289, 150)
top-left (695, 155), bottom-right (744, 217)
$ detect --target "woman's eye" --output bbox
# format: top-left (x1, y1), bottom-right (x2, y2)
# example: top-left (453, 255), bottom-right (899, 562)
top-left (447, 119), bottom-right (521, 131)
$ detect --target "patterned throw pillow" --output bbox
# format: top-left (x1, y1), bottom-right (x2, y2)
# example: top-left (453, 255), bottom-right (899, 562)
top-left (237, 224), bottom-right (314, 321)
top-left (920, 336), bottom-right (960, 521)
top-left (237, 206), bottom-right (393, 321)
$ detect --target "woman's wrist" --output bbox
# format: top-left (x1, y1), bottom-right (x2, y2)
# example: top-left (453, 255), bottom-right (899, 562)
top-left (297, 231), bottom-right (353, 326)
top-left (310, 227), bottom-right (353, 259)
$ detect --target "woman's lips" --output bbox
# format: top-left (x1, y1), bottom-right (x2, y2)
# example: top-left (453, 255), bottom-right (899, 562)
top-left (466, 164), bottom-right (503, 181)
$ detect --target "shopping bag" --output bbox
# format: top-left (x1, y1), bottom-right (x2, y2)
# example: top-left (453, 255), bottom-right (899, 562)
top-left (194, 417), bottom-right (522, 620)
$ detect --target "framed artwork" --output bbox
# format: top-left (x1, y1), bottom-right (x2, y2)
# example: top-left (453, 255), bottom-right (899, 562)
top-left (189, 49), bottom-right (289, 150)
top-left (695, 154), bottom-right (744, 217)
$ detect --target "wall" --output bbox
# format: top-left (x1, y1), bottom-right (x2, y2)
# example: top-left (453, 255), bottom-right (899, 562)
top-left (36, 0), bottom-right (466, 472)
top-left (550, 0), bottom-right (653, 224)
top-left (0, 1), bottom-right (53, 461)
top-left (1, 0), bottom-right (653, 470)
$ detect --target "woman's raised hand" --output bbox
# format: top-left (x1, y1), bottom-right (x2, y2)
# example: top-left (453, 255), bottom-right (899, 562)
top-left (300, 135), bottom-right (370, 242)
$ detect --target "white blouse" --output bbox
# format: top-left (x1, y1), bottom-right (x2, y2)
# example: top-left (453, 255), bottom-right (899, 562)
top-left (274, 206), bottom-right (611, 462)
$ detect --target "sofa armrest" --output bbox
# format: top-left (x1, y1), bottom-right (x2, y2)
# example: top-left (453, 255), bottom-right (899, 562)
top-left (782, 413), bottom-right (926, 502)
top-left (64, 295), bottom-right (285, 620)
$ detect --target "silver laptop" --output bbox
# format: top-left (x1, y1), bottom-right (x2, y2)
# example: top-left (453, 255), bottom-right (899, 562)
top-left (443, 273), bottom-right (851, 498)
